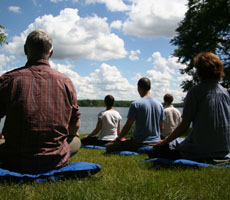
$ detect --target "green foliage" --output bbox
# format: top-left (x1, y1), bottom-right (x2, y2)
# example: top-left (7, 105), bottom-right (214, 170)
top-left (78, 99), bottom-right (132, 107)
top-left (171, 0), bottom-right (230, 91)
top-left (0, 25), bottom-right (7, 46)
top-left (1, 148), bottom-right (230, 199)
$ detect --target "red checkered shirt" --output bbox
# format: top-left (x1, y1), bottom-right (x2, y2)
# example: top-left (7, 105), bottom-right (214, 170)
top-left (0, 59), bottom-right (80, 173)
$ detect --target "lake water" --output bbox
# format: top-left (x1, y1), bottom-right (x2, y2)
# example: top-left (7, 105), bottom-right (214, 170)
top-left (0, 107), bottom-right (183, 134)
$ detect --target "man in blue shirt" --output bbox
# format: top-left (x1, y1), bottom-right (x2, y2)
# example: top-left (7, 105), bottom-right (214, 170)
top-left (106, 77), bottom-right (165, 152)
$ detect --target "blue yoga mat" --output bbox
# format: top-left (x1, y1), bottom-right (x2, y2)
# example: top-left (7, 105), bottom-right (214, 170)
top-left (81, 144), bottom-right (106, 149)
top-left (0, 162), bottom-right (102, 183)
top-left (105, 146), bottom-right (153, 156)
top-left (143, 158), bottom-right (230, 168)
top-left (105, 151), bottom-right (139, 156)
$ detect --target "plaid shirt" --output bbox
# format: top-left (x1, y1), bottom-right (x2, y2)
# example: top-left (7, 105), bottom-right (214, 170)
top-left (0, 59), bottom-right (80, 173)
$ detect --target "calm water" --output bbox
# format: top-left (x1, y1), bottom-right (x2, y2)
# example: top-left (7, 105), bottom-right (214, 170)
top-left (0, 107), bottom-right (183, 134)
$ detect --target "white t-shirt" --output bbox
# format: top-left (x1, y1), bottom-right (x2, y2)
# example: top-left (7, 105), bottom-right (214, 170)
top-left (97, 109), bottom-right (122, 141)
top-left (162, 105), bottom-right (181, 137)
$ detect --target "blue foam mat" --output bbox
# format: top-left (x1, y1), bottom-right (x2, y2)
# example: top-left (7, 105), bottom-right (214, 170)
top-left (105, 151), bottom-right (139, 156)
top-left (137, 146), bottom-right (153, 153)
top-left (143, 158), bottom-right (230, 168)
top-left (105, 146), bottom-right (153, 156)
top-left (81, 144), bottom-right (106, 149)
top-left (0, 162), bottom-right (102, 183)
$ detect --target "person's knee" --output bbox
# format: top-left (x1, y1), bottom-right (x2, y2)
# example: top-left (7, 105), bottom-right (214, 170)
top-left (68, 136), bottom-right (81, 157)
top-left (106, 142), bottom-right (116, 152)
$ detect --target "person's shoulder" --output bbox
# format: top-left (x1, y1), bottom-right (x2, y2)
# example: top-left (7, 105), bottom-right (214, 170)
top-left (0, 66), bottom-right (28, 81)
top-left (48, 67), bottom-right (69, 79)
top-left (98, 110), bottom-right (106, 116)
top-left (111, 109), bottom-right (121, 116)
top-left (148, 97), bottom-right (163, 107)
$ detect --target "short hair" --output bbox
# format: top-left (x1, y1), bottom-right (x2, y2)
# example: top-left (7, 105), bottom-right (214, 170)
top-left (104, 95), bottom-right (114, 108)
top-left (138, 77), bottom-right (151, 91)
top-left (25, 30), bottom-right (53, 59)
top-left (194, 52), bottom-right (225, 81)
top-left (164, 94), bottom-right (173, 104)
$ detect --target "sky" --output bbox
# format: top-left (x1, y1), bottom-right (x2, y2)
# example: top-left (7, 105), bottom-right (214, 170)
top-left (0, 0), bottom-right (191, 103)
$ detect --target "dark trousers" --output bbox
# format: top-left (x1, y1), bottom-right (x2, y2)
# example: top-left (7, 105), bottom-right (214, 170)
top-left (81, 136), bottom-right (110, 146)
top-left (106, 137), bottom-right (154, 153)
top-left (148, 144), bottom-right (181, 160)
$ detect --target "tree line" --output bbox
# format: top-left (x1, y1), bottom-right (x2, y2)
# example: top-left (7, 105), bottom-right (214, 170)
top-left (78, 99), bottom-right (184, 107)
top-left (78, 99), bottom-right (132, 107)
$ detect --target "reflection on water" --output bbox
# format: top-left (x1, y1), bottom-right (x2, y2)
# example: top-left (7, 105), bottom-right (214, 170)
top-left (0, 106), bottom-right (183, 134)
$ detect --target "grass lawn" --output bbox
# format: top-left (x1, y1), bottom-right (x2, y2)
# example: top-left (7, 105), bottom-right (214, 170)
top-left (1, 147), bottom-right (230, 200)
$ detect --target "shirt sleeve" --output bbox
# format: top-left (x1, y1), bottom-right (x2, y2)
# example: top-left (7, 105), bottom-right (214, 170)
top-left (98, 111), bottom-right (104, 119)
top-left (0, 74), bottom-right (10, 119)
top-left (160, 105), bottom-right (166, 122)
top-left (182, 87), bottom-right (197, 122)
top-left (127, 102), bottom-right (136, 121)
top-left (68, 80), bottom-right (80, 123)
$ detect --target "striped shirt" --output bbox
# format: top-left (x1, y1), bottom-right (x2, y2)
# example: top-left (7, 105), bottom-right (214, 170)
top-left (0, 59), bottom-right (80, 173)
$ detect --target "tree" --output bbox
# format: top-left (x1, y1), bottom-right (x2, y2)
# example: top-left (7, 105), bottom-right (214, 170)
top-left (0, 25), bottom-right (7, 46)
top-left (171, 0), bottom-right (230, 92)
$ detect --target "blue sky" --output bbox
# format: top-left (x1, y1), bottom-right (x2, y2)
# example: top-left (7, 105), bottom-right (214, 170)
top-left (0, 0), bottom-right (191, 103)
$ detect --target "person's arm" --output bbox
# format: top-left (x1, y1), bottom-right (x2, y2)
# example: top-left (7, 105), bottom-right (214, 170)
top-left (117, 120), bottom-right (121, 136)
top-left (82, 118), bottom-right (102, 139)
top-left (116, 119), bottom-right (134, 140)
top-left (155, 119), bottom-right (190, 146)
top-left (160, 121), bottom-right (164, 134)
top-left (68, 119), bottom-right (80, 137)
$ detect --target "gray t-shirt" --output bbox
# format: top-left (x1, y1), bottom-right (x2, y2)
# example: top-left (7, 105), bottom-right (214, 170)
top-left (173, 80), bottom-right (230, 159)
top-left (127, 97), bottom-right (165, 143)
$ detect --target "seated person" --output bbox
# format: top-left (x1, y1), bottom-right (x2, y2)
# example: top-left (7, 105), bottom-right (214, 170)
top-left (81, 95), bottom-right (122, 146)
top-left (106, 77), bottom-right (165, 152)
top-left (151, 52), bottom-right (230, 162)
top-left (161, 94), bottom-right (181, 139)
top-left (0, 30), bottom-right (81, 173)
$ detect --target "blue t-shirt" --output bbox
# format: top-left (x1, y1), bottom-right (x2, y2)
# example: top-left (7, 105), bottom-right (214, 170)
top-left (127, 97), bottom-right (165, 143)
top-left (173, 80), bottom-right (230, 159)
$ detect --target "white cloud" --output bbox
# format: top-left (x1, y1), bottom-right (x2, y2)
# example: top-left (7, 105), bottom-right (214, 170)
top-left (0, 54), bottom-right (16, 75)
top-left (142, 52), bottom-right (187, 102)
top-left (86, 0), bottom-right (129, 12)
top-left (0, 52), bottom-right (187, 102)
top-left (8, 6), bottom-right (21, 13)
top-left (50, 61), bottom-right (137, 100)
top-left (110, 20), bottom-right (123, 30)
top-left (4, 8), bottom-right (127, 61)
top-left (123, 0), bottom-right (188, 38)
top-left (129, 49), bottom-right (141, 61)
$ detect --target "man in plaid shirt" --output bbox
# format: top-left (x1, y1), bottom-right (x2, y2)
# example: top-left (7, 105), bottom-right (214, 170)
top-left (0, 30), bottom-right (81, 173)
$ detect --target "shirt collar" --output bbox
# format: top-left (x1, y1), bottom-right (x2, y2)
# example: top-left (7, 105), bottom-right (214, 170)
top-left (164, 104), bottom-right (173, 109)
top-left (25, 59), bottom-right (50, 68)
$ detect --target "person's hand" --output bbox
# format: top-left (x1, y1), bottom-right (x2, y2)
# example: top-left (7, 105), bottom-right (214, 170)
top-left (75, 132), bottom-right (80, 137)
top-left (81, 135), bottom-right (88, 139)
top-left (154, 139), bottom-right (167, 146)
top-left (111, 137), bottom-right (122, 143)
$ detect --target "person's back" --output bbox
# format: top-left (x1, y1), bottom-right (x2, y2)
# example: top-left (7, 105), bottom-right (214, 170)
top-left (106, 77), bottom-right (165, 153)
top-left (178, 80), bottom-right (230, 159)
top-left (152, 52), bottom-right (230, 161)
top-left (162, 94), bottom-right (181, 138)
top-left (98, 109), bottom-right (121, 141)
top-left (0, 30), bottom-right (80, 173)
top-left (81, 95), bottom-right (121, 146)
top-left (129, 97), bottom-right (163, 143)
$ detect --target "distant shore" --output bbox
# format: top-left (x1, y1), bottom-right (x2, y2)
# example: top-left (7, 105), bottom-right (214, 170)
top-left (78, 99), bottom-right (183, 107)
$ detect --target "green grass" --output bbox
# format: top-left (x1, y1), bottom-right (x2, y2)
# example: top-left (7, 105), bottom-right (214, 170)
top-left (1, 147), bottom-right (230, 200)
